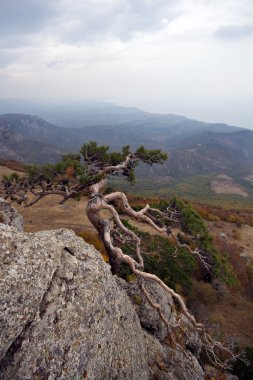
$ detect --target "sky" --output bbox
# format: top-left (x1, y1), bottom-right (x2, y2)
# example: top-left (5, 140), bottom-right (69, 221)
top-left (0, 0), bottom-right (253, 129)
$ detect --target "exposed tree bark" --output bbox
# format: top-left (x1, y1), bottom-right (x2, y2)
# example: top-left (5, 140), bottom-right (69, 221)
top-left (0, 142), bottom-right (237, 369)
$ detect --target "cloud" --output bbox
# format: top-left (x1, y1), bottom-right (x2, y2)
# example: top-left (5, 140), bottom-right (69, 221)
top-left (0, 0), bottom-right (180, 67)
top-left (0, 0), bottom-right (253, 129)
top-left (215, 24), bottom-right (253, 39)
top-left (0, 0), bottom-right (179, 46)
top-left (0, 0), bottom-right (59, 39)
top-left (50, 0), bottom-right (180, 43)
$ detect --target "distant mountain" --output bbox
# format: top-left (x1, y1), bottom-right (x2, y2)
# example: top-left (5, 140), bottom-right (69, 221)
top-left (0, 113), bottom-right (84, 150)
top-left (0, 102), bottom-right (252, 188)
top-left (0, 99), bottom-right (152, 129)
top-left (0, 119), bottom-right (61, 164)
top-left (0, 114), bottom-right (68, 163)
top-left (0, 113), bottom-right (152, 161)
top-left (0, 99), bottom-right (241, 132)
top-left (165, 129), bottom-right (253, 177)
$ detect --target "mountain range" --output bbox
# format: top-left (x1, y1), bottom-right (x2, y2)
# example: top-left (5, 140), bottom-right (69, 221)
top-left (0, 100), bottom-right (253, 198)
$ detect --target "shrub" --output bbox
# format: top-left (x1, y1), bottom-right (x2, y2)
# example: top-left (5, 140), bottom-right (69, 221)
top-left (172, 197), bottom-right (239, 287)
top-left (120, 220), bottom-right (197, 294)
top-left (124, 197), bottom-right (239, 288)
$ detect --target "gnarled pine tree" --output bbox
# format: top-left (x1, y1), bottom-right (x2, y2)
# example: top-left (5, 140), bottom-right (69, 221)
top-left (0, 141), bottom-right (235, 369)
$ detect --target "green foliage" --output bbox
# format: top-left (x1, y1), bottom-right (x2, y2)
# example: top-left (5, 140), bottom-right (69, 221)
top-left (3, 172), bottom-right (20, 183)
top-left (135, 146), bottom-right (168, 164)
top-left (120, 220), bottom-right (197, 294)
top-left (170, 197), bottom-right (238, 286)
top-left (62, 153), bottom-right (81, 162)
top-left (80, 141), bottom-right (109, 164)
top-left (9, 172), bottom-right (20, 182)
top-left (127, 168), bottom-right (135, 184)
top-left (144, 236), bottom-right (196, 292)
top-left (130, 197), bottom-right (238, 287)
top-left (25, 164), bottom-right (58, 182)
top-left (57, 154), bottom-right (81, 172)
top-left (10, 142), bottom-right (167, 189)
top-left (79, 141), bottom-right (130, 166)
top-left (170, 196), bottom-right (207, 237)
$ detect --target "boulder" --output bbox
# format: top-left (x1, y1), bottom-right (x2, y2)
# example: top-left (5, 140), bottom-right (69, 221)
top-left (0, 203), bottom-right (204, 379)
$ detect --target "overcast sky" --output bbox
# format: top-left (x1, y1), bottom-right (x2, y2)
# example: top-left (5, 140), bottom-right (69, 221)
top-left (0, 0), bottom-right (253, 128)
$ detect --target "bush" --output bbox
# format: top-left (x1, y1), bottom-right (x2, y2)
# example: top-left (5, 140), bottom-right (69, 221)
top-left (120, 220), bottom-right (197, 294)
top-left (171, 197), bottom-right (238, 287)
top-left (134, 197), bottom-right (239, 287)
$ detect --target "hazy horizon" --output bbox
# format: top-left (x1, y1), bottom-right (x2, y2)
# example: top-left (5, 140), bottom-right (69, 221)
top-left (0, 96), bottom-right (252, 131)
top-left (0, 1), bottom-right (253, 129)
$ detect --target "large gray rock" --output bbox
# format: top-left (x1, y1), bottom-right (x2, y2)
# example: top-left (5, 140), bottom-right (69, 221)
top-left (0, 206), bottom-right (204, 379)
top-left (116, 277), bottom-right (174, 341)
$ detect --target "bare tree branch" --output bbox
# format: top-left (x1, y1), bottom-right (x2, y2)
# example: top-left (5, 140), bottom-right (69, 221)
top-left (0, 142), bottom-right (237, 370)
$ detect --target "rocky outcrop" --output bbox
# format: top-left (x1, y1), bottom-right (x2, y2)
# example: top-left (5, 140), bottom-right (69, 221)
top-left (0, 198), bottom-right (24, 231)
top-left (0, 202), bottom-right (204, 379)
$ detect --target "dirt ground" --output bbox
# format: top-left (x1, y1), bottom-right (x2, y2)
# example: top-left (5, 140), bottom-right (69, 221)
top-left (0, 165), bottom-right (24, 180)
top-left (15, 195), bottom-right (93, 233)
top-left (207, 220), bottom-right (253, 261)
top-left (211, 174), bottom-right (249, 198)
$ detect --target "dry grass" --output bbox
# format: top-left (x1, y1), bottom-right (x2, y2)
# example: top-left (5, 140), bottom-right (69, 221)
top-left (15, 195), bottom-right (93, 233)
top-left (208, 220), bottom-right (253, 261)
top-left (0, 165), bottom-right (24, 181)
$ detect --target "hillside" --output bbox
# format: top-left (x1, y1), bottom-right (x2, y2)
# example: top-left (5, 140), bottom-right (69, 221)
top-left (167, 129), bottom-right (253, 177)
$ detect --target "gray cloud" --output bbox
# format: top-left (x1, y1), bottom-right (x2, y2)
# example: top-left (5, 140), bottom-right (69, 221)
top-left (0, 0), bottom-right (178, 46)
top-left (54, 0), bottom-right (179, 43)
top-left (0, 0), bottom-right (59, 34)
top-left (0, 0), bottom-right (179, 68)
top-left (215, 24), bottom-right (253, 39)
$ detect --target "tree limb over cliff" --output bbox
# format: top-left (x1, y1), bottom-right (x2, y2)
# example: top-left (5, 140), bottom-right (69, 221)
top-left (0, 141), bottom-right (237, 370)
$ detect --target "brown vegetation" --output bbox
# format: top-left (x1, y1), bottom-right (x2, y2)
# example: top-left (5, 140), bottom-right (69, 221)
top-left (0, 159), bottom-right (25, 172)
